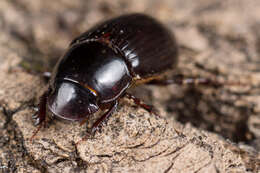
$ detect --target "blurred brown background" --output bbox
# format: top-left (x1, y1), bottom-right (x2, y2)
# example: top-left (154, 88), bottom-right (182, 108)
top-left (0, 0), bottom-right (259, 172)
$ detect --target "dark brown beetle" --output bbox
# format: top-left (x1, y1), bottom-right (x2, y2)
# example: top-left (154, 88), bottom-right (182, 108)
top-left (33, 13), bottom-right (180, 137)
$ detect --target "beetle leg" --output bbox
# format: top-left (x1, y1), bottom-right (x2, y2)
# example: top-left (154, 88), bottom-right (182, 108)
top-left (76, 101), bottom-right (118, 145)
top-left (79, 117), bottom-right (89, 126)
top-left (90, 100), bottom-right (118, 134)
top-left (148, 74), bottom-right (223, 88)
top-left (76, 101), bottom-right (118, 144)
top-left (124, 92), bottom-right (159, 116)
top-left (30, 90), bottom-right (49, 140)
top-left (42, 72), bottom-right (52, 82)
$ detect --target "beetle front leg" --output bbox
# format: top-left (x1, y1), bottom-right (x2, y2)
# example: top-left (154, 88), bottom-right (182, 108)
top-left (30, 90), bottom-right (49, 140)
top-left (90, 101), bottom-right (118, 134)
top-left (42, 72), bottom-right (52, 82)
top-left (77, 101), bottom-right (118, 144)
top-left (124, 92), bottom-right (159, 116)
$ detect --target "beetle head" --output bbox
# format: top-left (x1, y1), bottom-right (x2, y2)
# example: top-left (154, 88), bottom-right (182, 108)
top-left (47, 80), bottom-right (99, 121)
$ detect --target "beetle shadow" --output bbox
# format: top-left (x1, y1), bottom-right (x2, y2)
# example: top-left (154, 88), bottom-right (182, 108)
top-left (164, 86), bottom-right (255, 144)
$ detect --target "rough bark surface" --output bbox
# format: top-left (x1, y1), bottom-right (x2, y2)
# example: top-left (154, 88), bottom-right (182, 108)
top-left (0, 0), bottom-right (259, 173)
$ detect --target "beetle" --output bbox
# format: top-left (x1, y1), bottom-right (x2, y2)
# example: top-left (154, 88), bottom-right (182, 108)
top-left (33, 13), bottom-right (211, 138)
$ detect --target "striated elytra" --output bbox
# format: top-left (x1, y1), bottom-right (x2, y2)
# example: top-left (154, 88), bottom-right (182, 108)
top-left (32, 13), bottom-right (178, 137)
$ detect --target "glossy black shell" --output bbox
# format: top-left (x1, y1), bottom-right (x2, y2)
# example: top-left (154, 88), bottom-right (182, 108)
top-left (51, 42), bottom-right (131, 102)
top-left (70, 13), bottom-right (178, 78)
top-left (47, 13), bottom-right (178, 121)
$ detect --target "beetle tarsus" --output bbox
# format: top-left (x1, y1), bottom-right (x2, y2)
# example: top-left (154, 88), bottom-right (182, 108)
top-left (43, 72), bottom-right (52, 78)
top-left (124, 92), bottom-right (159, 116)
top-left (42, 72), bottom-right (52, 83)
top-left (34, 117), bottom-right (41, 126)
top-left (33, 107), bottom-right (39, 112)
top-left (30, 91), bottom-right (48, 141)
top-left (90, 101), bottom-right (118, 134)
top-left (76, 101), bottom-right (118, 145)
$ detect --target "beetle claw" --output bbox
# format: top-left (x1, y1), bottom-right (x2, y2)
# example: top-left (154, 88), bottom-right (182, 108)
top-left (150, 106), bottom-right (160, 116)
top-left (33, 107), bottom-right (39, 112)
top-left (32, 112), bottom-right (41, 124)
top-left (34, 118), bottom-right (40, 126)
top-left (89, 123), bottom-right (104, 135)
top-left (98, 126), bottom-right (102, 133)
top-left (32, 113), bottom-right (38, 119)
top-left (124, 93), bottom-right (161, 117)
top-left (102, 119), bottom-right (108, 126)
top-left (90, 126), bottom-right (99, 134)
top-left (76, 131), bottom-right (94, 145)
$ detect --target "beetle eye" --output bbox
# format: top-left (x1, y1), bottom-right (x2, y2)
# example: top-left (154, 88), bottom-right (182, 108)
top-left (47, 81), bottom-right (99, 121)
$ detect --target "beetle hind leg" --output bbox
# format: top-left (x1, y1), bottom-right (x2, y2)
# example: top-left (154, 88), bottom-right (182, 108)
top-left (147, 74), bottom-right (226, 88)
top-left (124, 92), bottom-right (159, 116)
